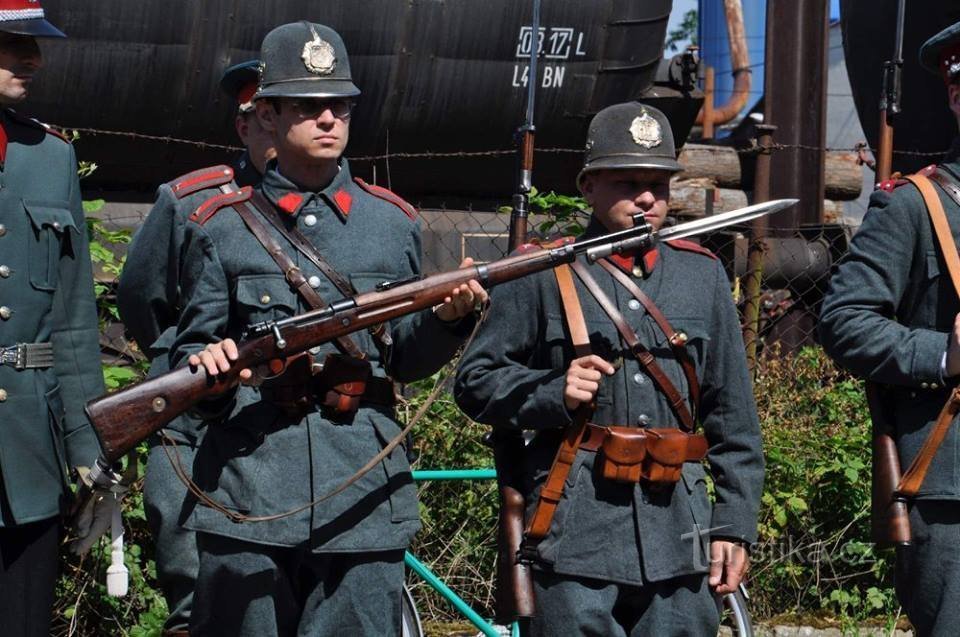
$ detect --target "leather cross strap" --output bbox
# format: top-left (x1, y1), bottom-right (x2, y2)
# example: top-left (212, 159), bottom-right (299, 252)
top-left (570, 260), bottom-right (695, 431)
top-left (230, 198), bottom-right (365, 359)
top-left (523, 264), bottom-right (594, 544)
top-left (931, 169), bottom-right (960, 210)
top-left (893, 172), bottom-right (960, 496)
top-left (597, 258), bottom-right (701, 421)
top-left (247, 190), bottom-right (392, 350)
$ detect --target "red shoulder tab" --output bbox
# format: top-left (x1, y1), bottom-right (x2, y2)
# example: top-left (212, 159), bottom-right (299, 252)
top-left (189, 186), bottom-right (253, 225)
top-left (353, 177), bottom-right (417, 220)
top-left (876, 177), bottom-right (909, 193)
top-left (169, 165), bottom-right (235, 199)
top-left (665, 239), bottom-right (717, 260)
top-left (5, 109), bottom-right (70, 143)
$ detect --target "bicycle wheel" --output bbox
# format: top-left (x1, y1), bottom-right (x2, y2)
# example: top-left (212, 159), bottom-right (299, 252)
top-left (717, 584), bottom-right (754, 637)
top-left (401, 584), bottom-right (425, 637)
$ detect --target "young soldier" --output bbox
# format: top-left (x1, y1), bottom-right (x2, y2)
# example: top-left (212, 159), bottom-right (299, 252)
top-left (819, 21), bottom-right (960, 637)
top-left (165, 22), bottom-right (486, 635)
top-left (0, 4), bottom-right (106, 636)
top-left (116, 60), bottom-right (275, 637)
top-left (455, 102), bottom-right (764, 636)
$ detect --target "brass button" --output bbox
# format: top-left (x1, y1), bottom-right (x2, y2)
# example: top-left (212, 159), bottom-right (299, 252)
top-left (921, 382), bottom-right (930, 389)
top-left (0, 224), bottom-right (7, 236)
top-left (930, 383), bottom-right (940, 390)
top-left (303, 214), bottom-right (318, 227)
top-left (631, 265), bottom-right (643, 278)
top-left (0, 388), bottom-right (8, 402)
top-left (260, 294), bottom-right (271, 304)
top-left (308, 276), bottom-right (321, 289)
top-left (0, 306), bottom-right (12, 320)
top-left (0, 265), bottom-right (10, 278)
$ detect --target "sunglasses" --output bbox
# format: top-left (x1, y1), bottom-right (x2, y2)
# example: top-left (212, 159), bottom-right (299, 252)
top-left (285, 97), bottom-right (355, 120)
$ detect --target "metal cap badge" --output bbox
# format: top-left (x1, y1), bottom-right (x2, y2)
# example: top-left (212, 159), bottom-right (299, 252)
top-left (578, 102), bottom-right (682, 186)
top-left (255, 21), bottom-right (360, 100)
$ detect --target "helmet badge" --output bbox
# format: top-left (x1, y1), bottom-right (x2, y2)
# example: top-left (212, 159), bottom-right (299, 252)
top-left (629, 109), bottom-right (662, 149)
top-left (302, 25), bottom-right (337, 75)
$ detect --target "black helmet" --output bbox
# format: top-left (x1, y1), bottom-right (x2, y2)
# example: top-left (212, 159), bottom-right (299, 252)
top-left (578, 102), bottom-right (682, 186)
top-left (255, 21), bottom-right (360, 100)
top-left (0, 0), bottom-right (65, 38)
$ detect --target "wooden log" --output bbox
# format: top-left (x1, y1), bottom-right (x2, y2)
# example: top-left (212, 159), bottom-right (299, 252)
top-left (677, 144), bottom-right (864, 201)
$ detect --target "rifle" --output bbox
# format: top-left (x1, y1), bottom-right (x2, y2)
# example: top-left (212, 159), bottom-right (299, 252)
top-left (86, 199), bottom-right (794, 464)
top-left (497, 0), bottom-right (542, 624)
top-left (869, 0), bottom-right (910, 548)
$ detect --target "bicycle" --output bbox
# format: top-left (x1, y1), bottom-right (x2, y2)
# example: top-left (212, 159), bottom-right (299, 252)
top-left (400, 468), bottom-right (754, 637)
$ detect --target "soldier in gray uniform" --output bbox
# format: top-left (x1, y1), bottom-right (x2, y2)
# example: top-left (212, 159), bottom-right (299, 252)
top-left (455, 103), bottom-right (764, 636)
top-left (163, 22), bottom-right (486, 636)
top-left (117, 60), bottom-right (275, 636)
top-left (0, 3), bottom-right (106, 636)
top-left (819, 21), bottom-right (960, 637)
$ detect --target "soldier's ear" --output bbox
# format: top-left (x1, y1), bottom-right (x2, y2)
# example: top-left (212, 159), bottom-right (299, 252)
top-left (255, 100), bottom-right (278, 133)
top-left (950, 83), bottom-right (960, 122)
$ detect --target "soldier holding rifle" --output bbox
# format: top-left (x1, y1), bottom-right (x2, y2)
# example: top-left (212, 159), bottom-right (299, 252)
top-left (157, 22), bottom-right (485, 636)
top-left (116, 60), bottom-right (275, 637)
top-left (455, 102), bottom-right (765, 636)
top-left (820, 21), bottom-right (960, 637)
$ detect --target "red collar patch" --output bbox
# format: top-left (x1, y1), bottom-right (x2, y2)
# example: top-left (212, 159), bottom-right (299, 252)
top-left (609, 247), bottom-right (658, 276)
top-left (277, 192), bottom-right (304, 215)
top-left (333, 189), bottom-right (353, 216)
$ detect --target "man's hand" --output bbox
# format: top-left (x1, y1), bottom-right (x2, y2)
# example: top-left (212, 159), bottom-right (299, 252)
top-left (188, 338), bottom-right (253, 385)
top-left (708, 540), bottom-right (749, 595)
top-left (946, 313), bottom-right (960, 377)
top-left (563, 355), bottom-right (615, 411)
top-left (434, 257), bottom-right (489, 322)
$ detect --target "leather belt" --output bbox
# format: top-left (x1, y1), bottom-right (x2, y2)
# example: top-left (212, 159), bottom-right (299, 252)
top-left (0, 342), bottom-right (53, 370)
top-left (261, 376), bottom-right (397, 416)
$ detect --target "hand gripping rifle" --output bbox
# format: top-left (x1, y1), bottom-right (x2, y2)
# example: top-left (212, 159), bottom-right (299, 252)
top-left (79, 200), bottom-right (795, 528)
top-left (497, 0), bottom-right (542, 625)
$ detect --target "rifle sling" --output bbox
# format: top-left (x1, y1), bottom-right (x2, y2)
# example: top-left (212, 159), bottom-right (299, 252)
top-left (894, 173), bottom-right (960, 496)
top-left (230, 198), bottom-right (364, 359)
top-left (596, 258), bottom-right (701, 422)
top-left (571, 260), bottom-right (695, 431)
top-left (246, 190), bottom-right (391, 351)
top-left (523, 264), bottom-right (593, 544)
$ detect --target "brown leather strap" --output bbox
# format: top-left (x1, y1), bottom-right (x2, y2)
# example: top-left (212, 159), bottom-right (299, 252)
top-left (231, 199), bottom-right (365, 359)
top-left (894, 172), bottom-right (960, 496)
top-left (523, 265), bottom-right (594, 543)
top-left (570, 260), bottom-right (695, 431)
top-left (247, 191), bottom-right (392, 350)
top-left (930, 169), bottom-right (960, 209)
top-left (898, 388), bottom-right (960, 496)
top-left (908, 174), bottom-right (960, 299)
top-left (597, 258), bottom-right (701, 421)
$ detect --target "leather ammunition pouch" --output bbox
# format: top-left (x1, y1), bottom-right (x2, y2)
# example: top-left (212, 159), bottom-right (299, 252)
top-left (596, 425), bottom-right (707, 484)
top-left (260, 352), bottom-right (395, 418)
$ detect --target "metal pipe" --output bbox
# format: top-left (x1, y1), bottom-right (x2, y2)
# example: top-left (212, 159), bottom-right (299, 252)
top-left (696, 0), bottom-right (751, 126)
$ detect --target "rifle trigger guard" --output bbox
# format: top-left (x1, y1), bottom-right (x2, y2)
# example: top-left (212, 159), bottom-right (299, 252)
top-left (271, 323), bottom-right (287, 350)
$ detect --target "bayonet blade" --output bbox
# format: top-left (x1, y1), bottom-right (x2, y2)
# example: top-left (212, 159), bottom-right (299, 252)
top-left (658, 198), bottom-right (799, 241)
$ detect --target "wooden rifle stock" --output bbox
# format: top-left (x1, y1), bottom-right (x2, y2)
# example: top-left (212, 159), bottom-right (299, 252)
top-left (865, 381), bottom-right (911, 547)
top-left (492, 434), bottom-right (536, 623)
top-left (86, 228), bottom-right (652, 463)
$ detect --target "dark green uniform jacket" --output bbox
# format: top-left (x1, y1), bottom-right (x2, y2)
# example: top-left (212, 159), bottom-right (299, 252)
top-left (168, 159), bottom-right (471, 550)
top-left (819, 140), bottom-right (960, 499)
top-left (0, 109), bottom-right (104, 526)
top-left (455, 227), bottom-right (764, 585)
top-left (117, 154), bottom-right (260, 443)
